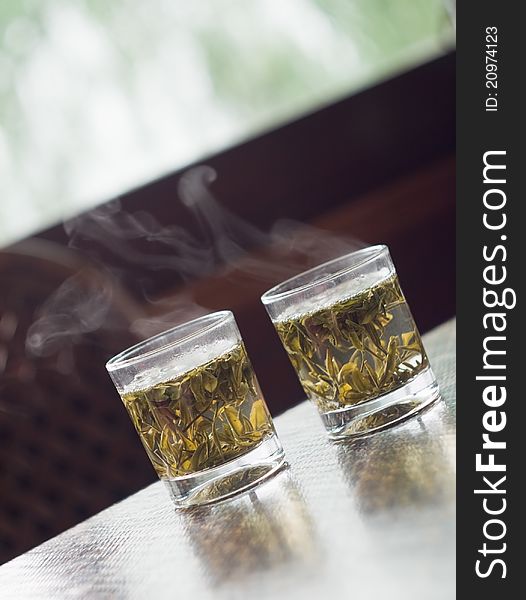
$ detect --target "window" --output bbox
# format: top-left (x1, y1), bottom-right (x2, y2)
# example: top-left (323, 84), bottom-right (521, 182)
top-left (0, 0), bottom-right (454, 246)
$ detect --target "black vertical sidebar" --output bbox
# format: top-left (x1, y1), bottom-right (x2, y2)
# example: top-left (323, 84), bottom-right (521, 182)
top-left (457, 3), bottom-right (522, 596)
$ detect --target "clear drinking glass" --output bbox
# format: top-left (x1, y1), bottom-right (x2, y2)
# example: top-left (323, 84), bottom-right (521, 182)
top-left (106, 311), bottom-right (285, 506)
top-left (261, 245), bottom-right (439, 438)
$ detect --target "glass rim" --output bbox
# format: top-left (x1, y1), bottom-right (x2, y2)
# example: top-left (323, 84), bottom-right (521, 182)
top-left (261, 244), bottom-right (388, 304)
top-left (106, 310), bottom-right (233, 371)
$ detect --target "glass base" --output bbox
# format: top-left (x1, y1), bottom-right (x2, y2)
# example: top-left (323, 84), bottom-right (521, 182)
top-left (321, 367), bottom-right (440, 439)
top-left (163, 434), bottom-right (286, 507)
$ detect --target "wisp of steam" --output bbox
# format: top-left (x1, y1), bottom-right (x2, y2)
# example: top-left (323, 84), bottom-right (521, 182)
top-left (26, 165), bottom-right (365, 355)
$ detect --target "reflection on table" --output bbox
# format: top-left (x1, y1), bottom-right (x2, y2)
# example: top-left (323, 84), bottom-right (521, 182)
top-left (181, 468), bottom-right (318, 585)
top-left (336, 396), bottom-right (455, 515)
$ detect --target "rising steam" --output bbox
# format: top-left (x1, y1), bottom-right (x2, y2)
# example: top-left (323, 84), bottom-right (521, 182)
top-left (26, 270), bottom-right (113, 356)
top-left (26, 165), bottom-right (364, 355)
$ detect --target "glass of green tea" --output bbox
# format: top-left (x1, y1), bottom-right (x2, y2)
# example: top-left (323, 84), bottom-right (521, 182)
top-left (261, 245), bottom-right (439, 439)
top-left (106, 311), bottom-right (285, 506)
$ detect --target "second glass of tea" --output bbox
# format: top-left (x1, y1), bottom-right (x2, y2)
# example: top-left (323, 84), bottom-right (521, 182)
top-left (261, 245), bottom-right (439, 439)
top-left (106, 311), bottom-right (285, 506)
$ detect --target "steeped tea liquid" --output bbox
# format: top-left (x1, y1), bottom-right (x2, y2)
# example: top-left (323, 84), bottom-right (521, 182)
top-left (275, 274), bottom-right (429, 414)
top-left (121, 343), bottom-right (275, 478)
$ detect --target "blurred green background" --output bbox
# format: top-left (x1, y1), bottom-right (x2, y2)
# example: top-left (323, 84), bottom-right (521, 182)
top-left (0, 0), bottom-right (454, 247)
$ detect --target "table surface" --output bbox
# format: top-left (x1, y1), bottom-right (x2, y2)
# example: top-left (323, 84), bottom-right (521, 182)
top-left (0, 320), bottom-right (456, 600)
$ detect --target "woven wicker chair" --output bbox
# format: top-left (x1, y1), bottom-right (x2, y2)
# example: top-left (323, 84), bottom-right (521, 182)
top-left (0, 240), bottom-right (156, 564)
